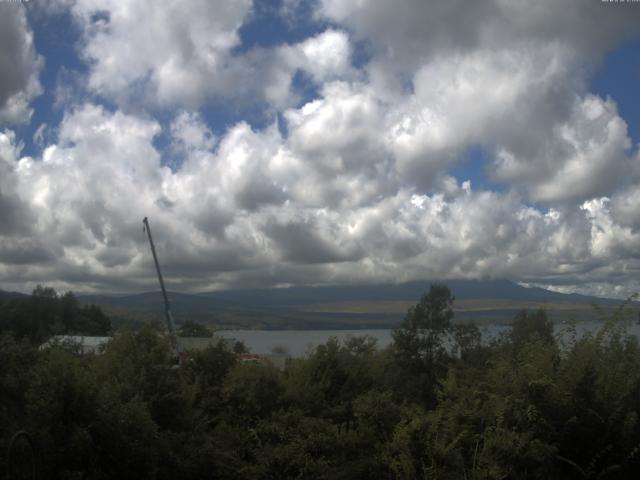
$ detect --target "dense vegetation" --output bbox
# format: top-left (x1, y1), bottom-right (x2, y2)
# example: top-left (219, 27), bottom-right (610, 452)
top-left (0, 286), bottom-right (111, 343)
top-left (2, 284), bottom-right (640, 479)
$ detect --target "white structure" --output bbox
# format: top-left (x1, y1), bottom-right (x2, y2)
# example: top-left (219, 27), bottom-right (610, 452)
top-left (39, 335), bottom-right (111, 354)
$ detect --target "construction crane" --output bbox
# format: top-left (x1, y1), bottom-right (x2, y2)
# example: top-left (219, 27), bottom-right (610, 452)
top-left (142, 217), bottom-right (182, 364)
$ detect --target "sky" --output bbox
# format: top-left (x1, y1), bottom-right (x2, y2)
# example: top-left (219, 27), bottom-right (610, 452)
top-left (1, 0), bottom-right (640, 298)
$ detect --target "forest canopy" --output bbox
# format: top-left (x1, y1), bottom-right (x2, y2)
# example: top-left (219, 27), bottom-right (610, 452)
top-left (0, 286), bottom-right (111, 343)
top-left (1, 284), bottom-right (640, 479)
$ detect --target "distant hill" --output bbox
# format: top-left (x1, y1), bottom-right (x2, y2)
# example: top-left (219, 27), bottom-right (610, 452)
top-left (198, 279), bottom-right (620, 306)
top-left (80, 291), bottom-right (235, 314)
top-left (0, 290), bottom-right (29, 302)
top-left (76, 279), bottom-right (637, 330)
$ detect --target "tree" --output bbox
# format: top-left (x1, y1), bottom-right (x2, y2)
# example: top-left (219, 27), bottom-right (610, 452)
top-left (0, 287), bottom-right (111, 342)
top-left (32, 285), bottom-right (57, 300)
top-left (76, 303), bottom-right (111, 335)
top-left (452, 322), bottom-right (484, 363)
top-left (223, 363), bottom-right (284, 423)
top-left (391, 283), bottom-right (455, 406)
top-left (178, 320), bottom-right (213, 338)
top-left (402, 283), bottom-right (455, 333)
top-left (510, 308), bottom-right (554, 348)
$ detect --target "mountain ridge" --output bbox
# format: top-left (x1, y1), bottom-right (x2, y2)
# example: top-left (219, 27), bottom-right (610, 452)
top-left (4, 280), bottom-right (633, 330)
top-left (195, 279), bottom-right (614, 306)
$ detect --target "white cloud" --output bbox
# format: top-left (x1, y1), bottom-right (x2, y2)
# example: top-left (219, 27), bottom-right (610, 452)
top-left (283, 81), bottom-right (397, 209)
top-left (1, 104), bottom-right (640, 296)
top-left (317, 0), bottom-right (640, 82)
top-left (384, 47), bottom-right (549, 185)
top-left (170, 111), bottom-right (216, 153)
top-left (3, 0), bottom-right (640, 297)
top-left (493, 95), bottom-right (633, 203)
top-left (318, 0), bottom-right (640, 197)
top-left (59, 0), bottom-right (355, 110)
top-left (69, 0), bottom-right (252, 107)
top-left (295, 29), bottom-right (353, 83)
top-left (581, 197), bottom-right (639, 261)
top-left (611, 181), bottom-right (640, 230)
top-left (286, 82), bottom-right (384, 172)
top-left (0, 5), bottom-right (43, 125)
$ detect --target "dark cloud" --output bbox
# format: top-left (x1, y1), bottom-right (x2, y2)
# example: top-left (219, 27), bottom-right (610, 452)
top-left (0, 193), bottom-right (30, 236)
top-left (0, 237), bottom-right (56, 265)
top-left (0, 132), bottom-right (34, 236)
top-left (264, 219), bottom-right (363, 264)
top-left (319, 0), bottom-right (640, 75)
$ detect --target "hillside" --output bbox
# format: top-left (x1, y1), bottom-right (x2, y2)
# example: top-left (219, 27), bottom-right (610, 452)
top-left (72, 279), bottom-right (637, 330)
top-left (198, 279), bottom-right (621, 305)
top-left (0, 290), bottom-right (29, 302)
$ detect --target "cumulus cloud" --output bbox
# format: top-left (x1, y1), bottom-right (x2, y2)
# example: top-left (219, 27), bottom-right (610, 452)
top-left (0, 105), bottom-right (287, 291)
top-left (0, 106), bottom-right (162, 290)
top-left (0, 4), bottom-right (43, 125)
top-left (319, 0), bottom-right (640, 198)
top-left (2, 0), bottom-right (640, 297)
top-left (58, 0), bottom-right (354, 110)
top-left (384, 46), bottom-right (565, 187)
top-left (0, 131), bottom-right (35, 235)
top-left (493, 95), bottom-right (633, 203)
top-left (318, 0), bottom-right (640, 83)
top-left (68, 0), bottom-right (252, 106)
top-left (291, 29), bottom-right (354, 83)
top-left (0, 103), bottom-right (638, 296)
top-left (611, 178), bottom-right (640, 230)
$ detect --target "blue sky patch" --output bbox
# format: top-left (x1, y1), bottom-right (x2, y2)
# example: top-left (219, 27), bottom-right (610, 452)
top-left (591, 37), bottom-right (640, 148)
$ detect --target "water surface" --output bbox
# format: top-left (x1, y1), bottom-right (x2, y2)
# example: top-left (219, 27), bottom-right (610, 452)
top-left (216, 320), bottom-right (640, 357)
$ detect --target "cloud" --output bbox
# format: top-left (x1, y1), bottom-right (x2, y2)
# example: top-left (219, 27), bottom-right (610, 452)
top-left (293, 29), bottom-right (354, 83)
top-left (318, 0), bottom-right (640, 197)
top-left (0, 105), bottom-right (286, 291)
top-left (68, 0), bottom-right (252, 107)
top-left (611, 176), bottom-right (640, 230)
top-left (0, 237), bottom-right (56, 266)
top-left (2, 0), bottom-right (640, 298)
top-left (384, 46), bottom-right (560, 187)
top-left (170, 112), bottom-right (216, 152)
top-left (263, 216), bottom-right (363, 265)
top-left (493, 95), bottom-right (633, 203)
top-left (0, 105), bottom-right (165, 290)
top-left (318, 0), bottom-right (640, 81)
top-left (59, 0), bottom-right (354, 110)
top-left (1, 104), bottom-right (640, 297)
top-left (0, 4), bottom-right (43, 125)
top-left (0, 130), bottom-right (36, 235)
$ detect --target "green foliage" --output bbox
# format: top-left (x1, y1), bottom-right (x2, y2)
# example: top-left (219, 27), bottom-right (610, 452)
top-left (3, 285), bottom-right (640, 479)
top-left (0, 333), bottom-right (38, 475)
top-left (178, 320), bottom-right (213, 338)
top-left (402, 283), bottom-right (454, 332)
top-left (391, 283), bottom-right (455, 406)
top-left (452, 322), bottom-right (488, 364)
top-left (223, 363), bottom-right (284, 422)
top-left (510, 308), bottom-right (554, 348)
top-left (0, 285), bottom-right (111, 343)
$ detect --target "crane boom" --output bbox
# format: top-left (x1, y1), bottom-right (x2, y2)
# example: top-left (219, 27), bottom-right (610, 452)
top-left (142, 217), bottom-right (181, 362)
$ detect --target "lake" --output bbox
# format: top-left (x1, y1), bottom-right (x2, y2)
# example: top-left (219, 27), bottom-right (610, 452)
top-left (216, 320), bottom-right (640, 357)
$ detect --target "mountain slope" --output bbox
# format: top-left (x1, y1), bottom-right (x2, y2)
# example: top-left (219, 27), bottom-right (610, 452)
top-left (199, 279), bottom-right (620, 306)
top-left (76, 279), bottom-right (635, 329)
top-left (0, 290), bottom-right (29, 302)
